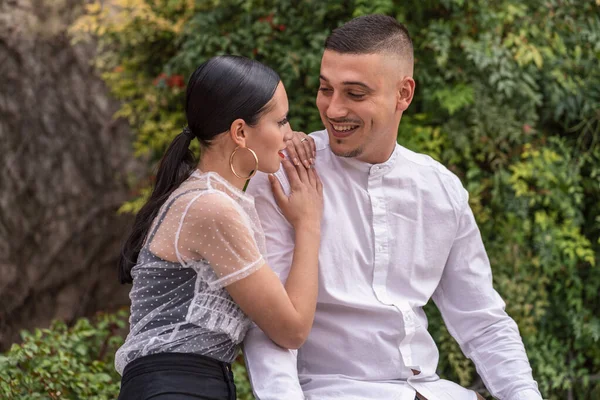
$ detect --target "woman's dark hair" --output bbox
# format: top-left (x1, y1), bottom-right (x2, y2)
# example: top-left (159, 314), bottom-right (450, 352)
top-left (118, 56), bottom-right (281, 284)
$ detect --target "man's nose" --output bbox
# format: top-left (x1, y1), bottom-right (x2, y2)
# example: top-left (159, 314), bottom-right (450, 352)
top-left (326, 94), bottom-right (348, 120)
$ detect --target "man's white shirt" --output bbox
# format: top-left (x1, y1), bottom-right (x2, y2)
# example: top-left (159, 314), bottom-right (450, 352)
top-left (243, 130), bottom-right (543, 400)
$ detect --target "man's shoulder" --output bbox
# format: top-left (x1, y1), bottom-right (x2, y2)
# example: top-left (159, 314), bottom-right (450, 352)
top-left (309, 129), bottom-right (330, 153)
top-left (396, 145), bottom-right (450, 174)
top-left (395, 145), bottom-right (467, 208)
top-left (249, 129), bottom-right (330, 198)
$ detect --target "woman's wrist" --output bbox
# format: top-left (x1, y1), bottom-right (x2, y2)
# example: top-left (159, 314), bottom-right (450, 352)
top-left (294, 221), bottom-right (321, 237)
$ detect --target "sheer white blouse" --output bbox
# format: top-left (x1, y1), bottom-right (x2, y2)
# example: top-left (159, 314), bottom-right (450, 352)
top-left (115, 170), bottom-right (267, 375)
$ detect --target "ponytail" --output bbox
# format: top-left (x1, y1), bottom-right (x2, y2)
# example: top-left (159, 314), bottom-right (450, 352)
top-left (118, 129), bottom-right (196, 284)
top-left (119, 55), bottom-right (281, 283)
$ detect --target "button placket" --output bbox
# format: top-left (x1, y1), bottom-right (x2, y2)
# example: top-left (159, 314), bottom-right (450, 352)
top-left (369, 173), bottom-right (387, 296)
top-left (369, 163), bottom-right (415, 369)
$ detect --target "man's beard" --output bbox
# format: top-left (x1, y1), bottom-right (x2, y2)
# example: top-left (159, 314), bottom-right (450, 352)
top-left (331, 140), bottom-right (363, 158)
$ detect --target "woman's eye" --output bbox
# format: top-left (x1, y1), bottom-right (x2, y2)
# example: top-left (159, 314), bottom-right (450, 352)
top-left (278, 118), bottom-right (289, 127)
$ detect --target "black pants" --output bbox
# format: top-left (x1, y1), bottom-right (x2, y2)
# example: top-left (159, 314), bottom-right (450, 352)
top-left (118, 352), bottom-right (236, 400)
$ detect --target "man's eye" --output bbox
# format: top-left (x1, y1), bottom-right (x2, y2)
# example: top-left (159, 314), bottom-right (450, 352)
top-left (348, 92), bottom-right (365, 99)
top-left (318, 87), bottom-right (332, 93)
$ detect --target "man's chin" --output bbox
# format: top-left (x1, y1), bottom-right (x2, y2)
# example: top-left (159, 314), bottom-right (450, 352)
top-left (330, 142), bottom-right (363, 159)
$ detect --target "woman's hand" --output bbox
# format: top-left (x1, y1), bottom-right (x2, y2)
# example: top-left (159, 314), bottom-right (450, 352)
top-left (269, 158), bottom-right (323, 232)
top-left (224, 140), bottom-right (322, 349)
top-left (285, 131), bottom-right (316, 169)
top-left (226, 157), bottom-right (323, 349)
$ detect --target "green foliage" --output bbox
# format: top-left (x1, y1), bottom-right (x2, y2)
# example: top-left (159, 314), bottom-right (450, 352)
top-left (69, 0), bottom-right (600, 399)
top-left (232, 353), bottom-right (255, 400)
top-left (0, 312), bottom-right (255, 400)
top-left (0, 311), bottom-right (127, 399)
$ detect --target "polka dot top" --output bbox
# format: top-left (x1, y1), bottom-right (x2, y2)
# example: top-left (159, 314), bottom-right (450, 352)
top-left (114, 170), bottom-right (267, 375)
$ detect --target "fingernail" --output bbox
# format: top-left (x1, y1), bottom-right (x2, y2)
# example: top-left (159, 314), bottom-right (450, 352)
top-left (294, 158), bottom-right (299, 166)
top-left (303, 160), bottom-right (310, 168)
top-left (310, 158), bottom-right (315, 165)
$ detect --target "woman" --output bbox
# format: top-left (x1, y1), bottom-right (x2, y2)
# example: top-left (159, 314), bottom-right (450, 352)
top-left (115, 55), bottom-right (323, 400)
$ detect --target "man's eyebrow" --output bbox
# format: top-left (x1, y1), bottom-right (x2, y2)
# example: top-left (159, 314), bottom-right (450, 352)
top-left (319, 75), bottom-right (373, 91)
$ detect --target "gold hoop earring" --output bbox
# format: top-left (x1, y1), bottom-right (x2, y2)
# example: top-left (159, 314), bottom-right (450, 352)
top-left (229, 146), bottom-right (259, 180)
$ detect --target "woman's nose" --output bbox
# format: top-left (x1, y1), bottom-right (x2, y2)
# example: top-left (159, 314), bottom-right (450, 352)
top-left (283, 125), bottom-right (294, 142)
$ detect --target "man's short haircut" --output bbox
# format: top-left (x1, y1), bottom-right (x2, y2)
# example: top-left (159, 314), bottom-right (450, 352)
top-left (324, 14), bottom-right (413, 65)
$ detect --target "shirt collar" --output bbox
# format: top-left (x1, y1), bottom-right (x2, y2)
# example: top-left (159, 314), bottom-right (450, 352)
top-left (369, 144), bottom-right (400, 177)
top-left (334, 143), bottom-right (400, 177)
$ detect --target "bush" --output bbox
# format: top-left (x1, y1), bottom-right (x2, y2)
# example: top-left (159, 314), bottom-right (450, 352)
top-left (0, 311), bottom-right (255, 399)
top-left (0, 311), bottom-right (126, 399)
top-left (69, 0), bottom-right (600, 399)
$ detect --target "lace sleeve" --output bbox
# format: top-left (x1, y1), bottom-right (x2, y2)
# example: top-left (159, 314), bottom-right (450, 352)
top-left (174, 191), bottom-right (265, 289)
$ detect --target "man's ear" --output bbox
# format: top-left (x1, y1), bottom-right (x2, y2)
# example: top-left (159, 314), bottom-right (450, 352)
top-left (228, 118), bottom-right (247, 147)
top-left (396, 77), bottom-right (416, 112)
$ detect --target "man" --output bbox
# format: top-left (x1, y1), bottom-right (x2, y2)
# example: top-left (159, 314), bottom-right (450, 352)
top-left (243, 14), bottom-right (543, 400)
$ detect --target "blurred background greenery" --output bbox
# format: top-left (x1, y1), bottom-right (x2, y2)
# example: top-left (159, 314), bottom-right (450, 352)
top-left (1, 0), bottom-right (599, 399)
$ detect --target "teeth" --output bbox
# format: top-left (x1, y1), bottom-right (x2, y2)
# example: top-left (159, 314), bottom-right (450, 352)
top-left (333, 124), bottom-right (358, 132)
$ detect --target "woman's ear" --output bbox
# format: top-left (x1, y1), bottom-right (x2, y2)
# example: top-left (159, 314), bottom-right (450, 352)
top-left (228, 118), bottom-right (247, 147)
top-left (396, 77), bottom-right (416, 112)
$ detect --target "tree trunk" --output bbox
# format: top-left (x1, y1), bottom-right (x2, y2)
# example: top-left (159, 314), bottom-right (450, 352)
top-left (0, 0), bottom-right (141, 350)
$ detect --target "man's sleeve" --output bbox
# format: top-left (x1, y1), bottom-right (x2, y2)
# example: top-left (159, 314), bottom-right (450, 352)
top-left (432, 179), bottom-right (543, 400)
top-left (242, 171), bottom-right (305, 400)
